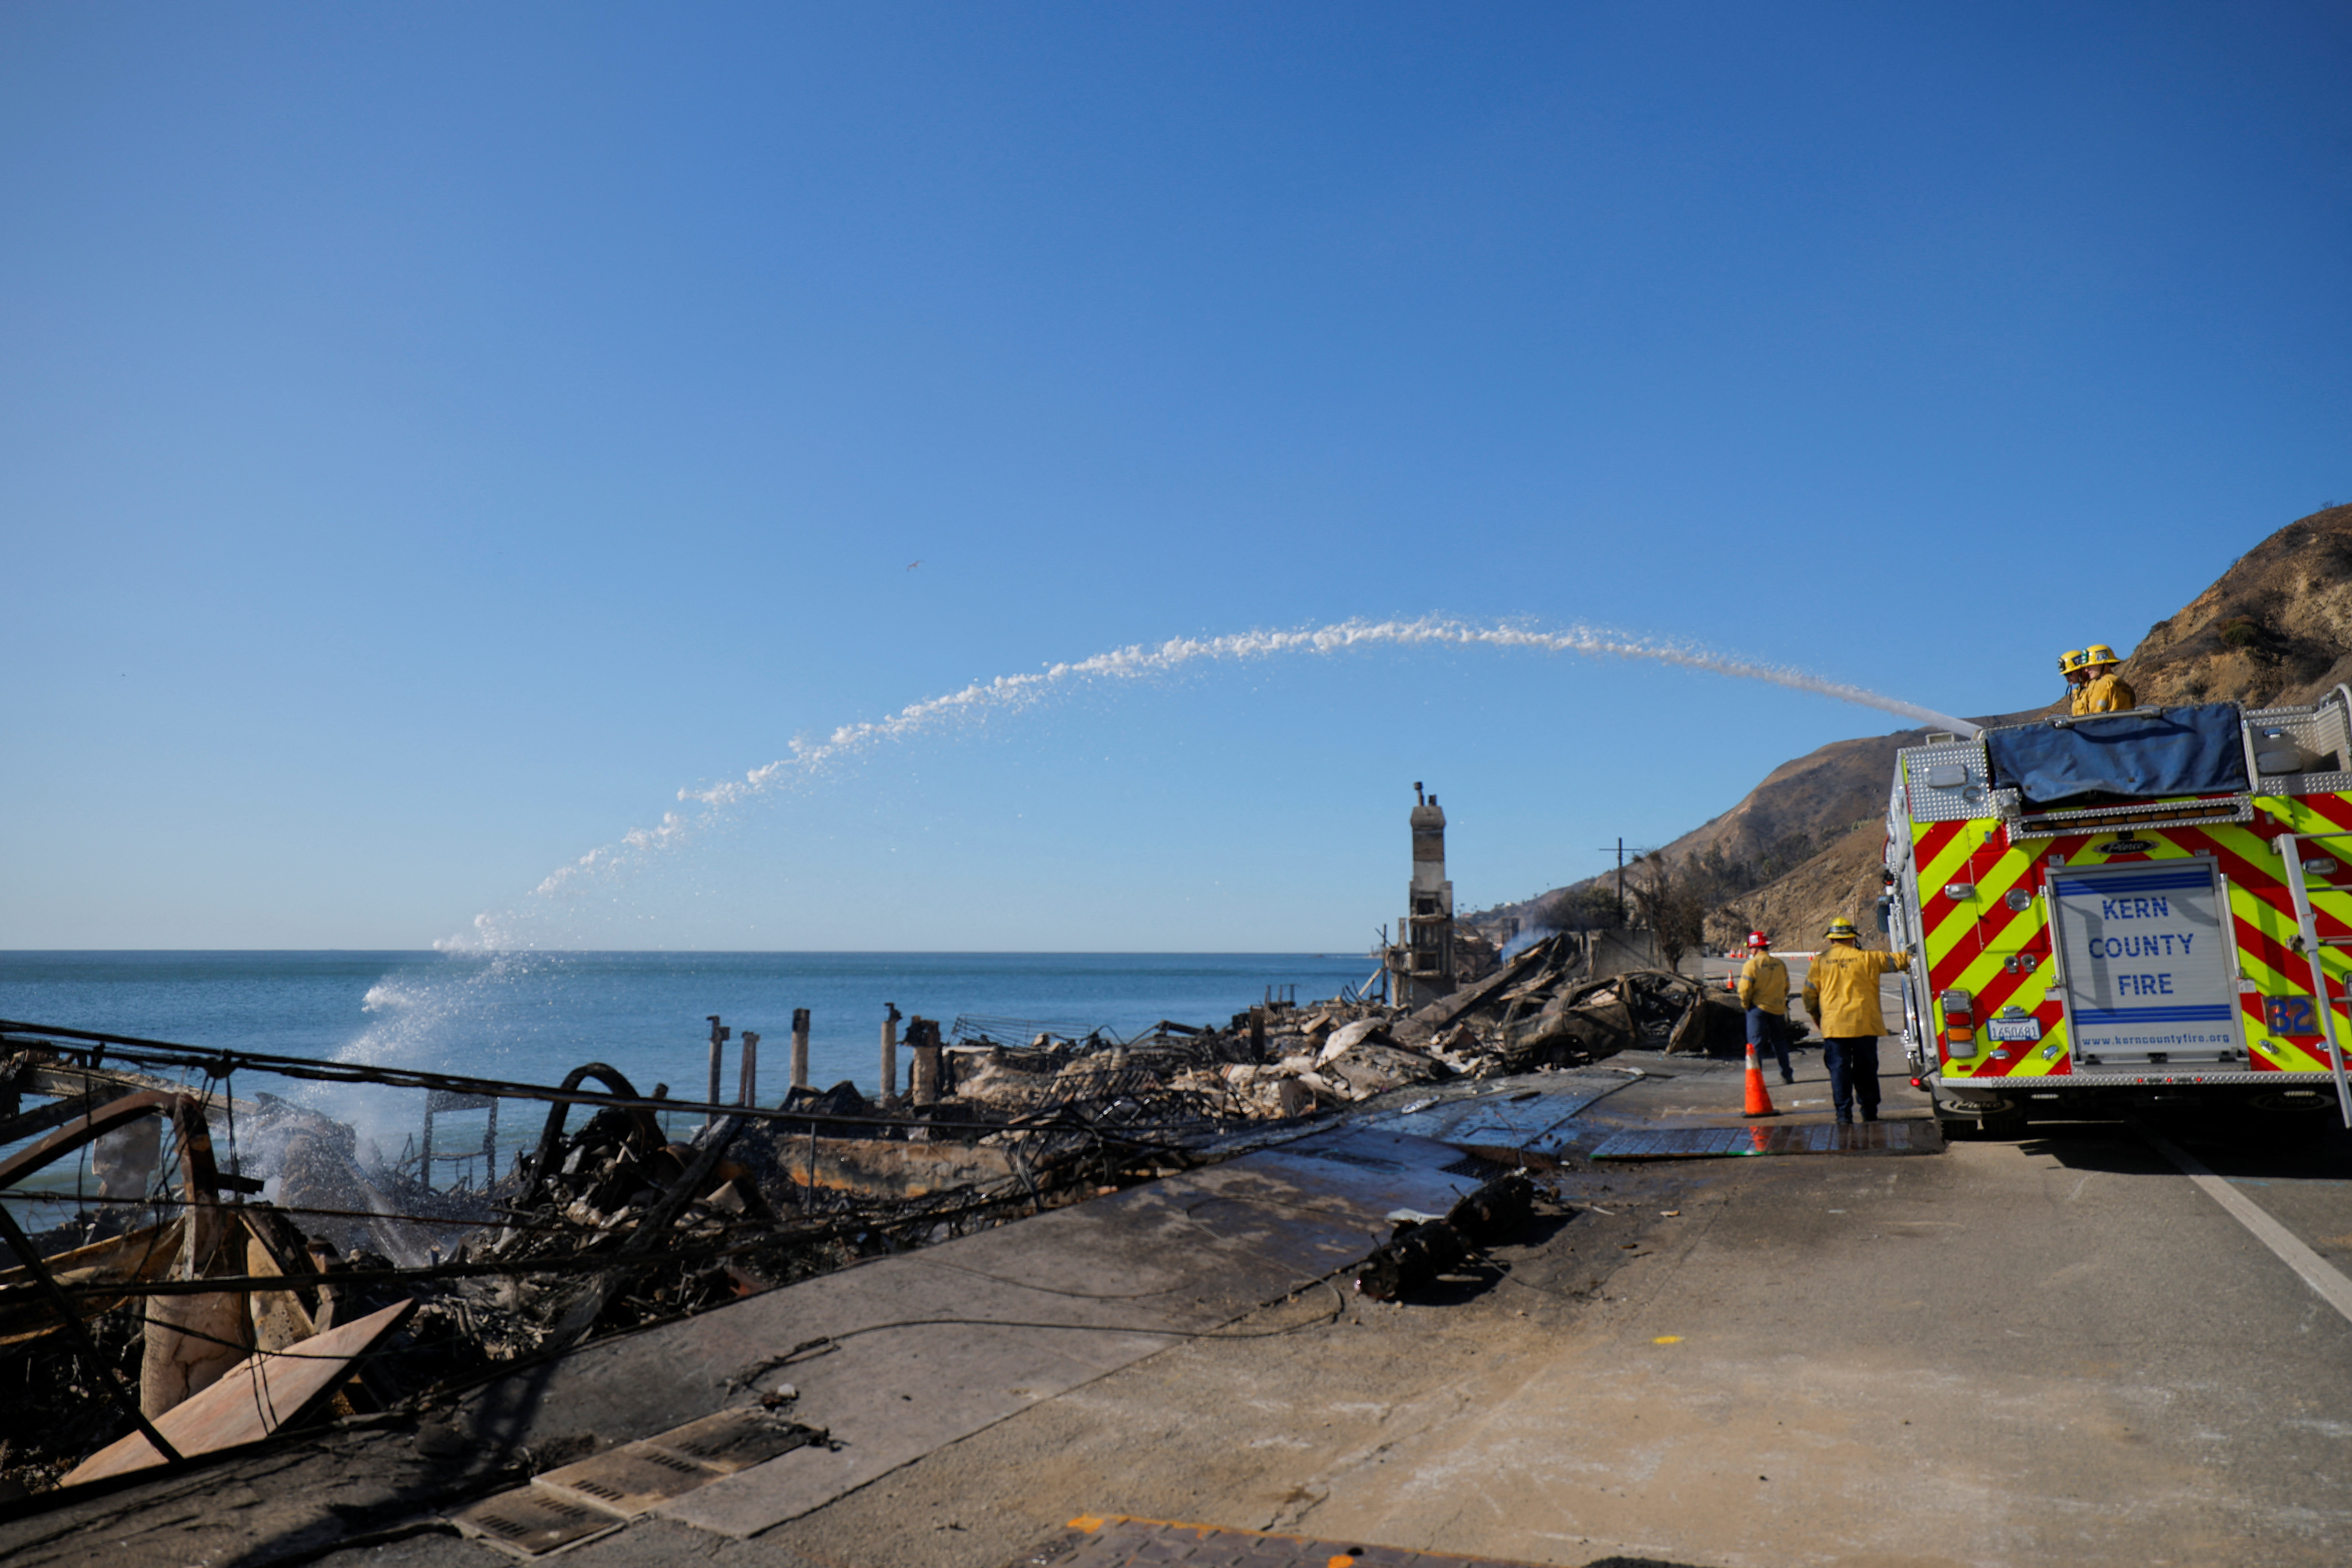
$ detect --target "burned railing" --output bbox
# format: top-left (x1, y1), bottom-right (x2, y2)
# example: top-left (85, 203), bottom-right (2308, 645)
top-left (0, 1017), bottom-right (1214, 1496)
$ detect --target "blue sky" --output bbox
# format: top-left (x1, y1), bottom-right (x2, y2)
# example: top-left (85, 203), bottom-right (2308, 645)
top-left (4, 3), bottom-right (2347, 951)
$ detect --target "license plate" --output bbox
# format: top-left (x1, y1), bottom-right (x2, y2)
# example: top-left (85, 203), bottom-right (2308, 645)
top-left (1989, 1017), bottom-right (2043, 1042)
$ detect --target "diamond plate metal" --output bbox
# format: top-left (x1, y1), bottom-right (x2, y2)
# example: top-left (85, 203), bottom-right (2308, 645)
top-left (2244, 699), bottom-right (2351, 783)
top-left (2007, 794), bottom-right (2253, 838)
top-left (1901, 741), bottom-right (1994, 823)
top-left (2259, 770), bottom-right (2352, 795)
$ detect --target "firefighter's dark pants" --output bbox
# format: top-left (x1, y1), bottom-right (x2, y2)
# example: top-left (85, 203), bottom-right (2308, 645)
top-left (1823, 1036), bottom-right (1881, 1122)
top-left (1745, 1007), bottom-right (1792, 1083)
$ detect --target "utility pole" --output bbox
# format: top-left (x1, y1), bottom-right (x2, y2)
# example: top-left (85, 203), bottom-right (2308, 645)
top-left (1594, 837), bottom-right (1628, 921)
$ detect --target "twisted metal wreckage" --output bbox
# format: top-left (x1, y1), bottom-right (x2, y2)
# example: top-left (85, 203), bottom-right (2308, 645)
top-left (0, 941), bottom-right (1739, 1496)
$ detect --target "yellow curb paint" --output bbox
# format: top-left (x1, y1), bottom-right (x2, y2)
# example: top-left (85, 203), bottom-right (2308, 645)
top-left (1068, 1515), bottom-right (1105, 1532)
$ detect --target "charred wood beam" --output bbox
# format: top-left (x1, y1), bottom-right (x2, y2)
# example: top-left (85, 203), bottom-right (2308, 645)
top-left (1412, 936), bottom-right (1560, 1029)
top-left (18, 1060), bottom-right (284, 1131)
top-left (0, 1088), bottom-right (109, 1148)
top-left (0, 1089), bottom-right (210, 1194)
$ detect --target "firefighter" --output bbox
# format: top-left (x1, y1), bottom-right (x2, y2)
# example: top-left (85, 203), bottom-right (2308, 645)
top-left (1737, 930), bottom-right (1795, 1085)
top-left (2058, 648), bottom-right (2089, 709)
top-left (2074, 644), bottom-right (2136, 715)
top-left (1801, 915), bottom-right (1910, 1124)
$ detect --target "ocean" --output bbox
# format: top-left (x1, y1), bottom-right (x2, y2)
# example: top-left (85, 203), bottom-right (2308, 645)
top-left (0, 949), bottom-right (1378, 1104)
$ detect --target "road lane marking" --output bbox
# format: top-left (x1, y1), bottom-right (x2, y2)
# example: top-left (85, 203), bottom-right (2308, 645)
top-left (2138, 1125), bottom-right (2352, 1326)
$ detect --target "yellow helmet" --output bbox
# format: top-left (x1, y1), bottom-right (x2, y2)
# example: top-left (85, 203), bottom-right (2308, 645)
top-left (1825, 916), bottom-right (1859, 939)
top-left (2083, 643), bottom-right (2120, 670)
top-left (2059, 649), bottom-right (2087, 675)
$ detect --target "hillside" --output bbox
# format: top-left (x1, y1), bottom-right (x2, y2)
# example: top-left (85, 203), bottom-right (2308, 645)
top-left (1485, 503), bottom-right (2352, 950)
top-left (2124, 503), bottom-right (2352, 709)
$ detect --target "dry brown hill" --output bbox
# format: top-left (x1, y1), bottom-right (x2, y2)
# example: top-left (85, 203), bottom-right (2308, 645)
top-left (2125, 502), bottom-right (2352, 709)
top-left (1481, 504), bottom-right (2352, 951)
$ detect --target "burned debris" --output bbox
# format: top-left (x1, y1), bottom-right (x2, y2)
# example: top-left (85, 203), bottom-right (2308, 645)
top-left (0, 934), bottom-right (1739, 1496)
top-left (0, 1026), bottom-right (1211, 1496)
top-left (1351, 1172), bottom-right (1538, 1302)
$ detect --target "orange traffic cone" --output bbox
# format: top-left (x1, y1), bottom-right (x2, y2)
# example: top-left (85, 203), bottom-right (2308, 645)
top-left (1741, 1042), bottom-right (1779, 1118)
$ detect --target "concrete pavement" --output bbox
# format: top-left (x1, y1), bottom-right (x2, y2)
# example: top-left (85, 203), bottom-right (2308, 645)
top-left (9, 1046), bottom-right (2352, 1568)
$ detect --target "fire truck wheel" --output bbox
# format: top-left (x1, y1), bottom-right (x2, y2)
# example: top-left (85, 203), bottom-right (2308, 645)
top-left (2247, 1090), bottom-right (2336, 1117)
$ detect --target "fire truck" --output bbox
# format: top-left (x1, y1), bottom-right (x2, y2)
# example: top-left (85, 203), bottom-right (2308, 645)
top-left (1882, 688), bottom-right (2352, 1137)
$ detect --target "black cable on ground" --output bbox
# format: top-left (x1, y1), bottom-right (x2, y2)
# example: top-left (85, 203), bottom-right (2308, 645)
top-left (691, 1271), bottom-right (1354, 1375)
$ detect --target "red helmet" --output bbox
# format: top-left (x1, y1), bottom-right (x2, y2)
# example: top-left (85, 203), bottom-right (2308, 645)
top-left (1747, 930), bottom-right (1769, 948)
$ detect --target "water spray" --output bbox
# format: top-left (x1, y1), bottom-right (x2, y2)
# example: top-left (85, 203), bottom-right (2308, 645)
top-left (440, 616), bottom-right (1975, 952)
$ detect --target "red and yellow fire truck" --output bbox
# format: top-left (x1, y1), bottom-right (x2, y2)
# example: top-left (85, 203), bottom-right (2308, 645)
top-left (1883, 689), bottom-right (2352, 1135)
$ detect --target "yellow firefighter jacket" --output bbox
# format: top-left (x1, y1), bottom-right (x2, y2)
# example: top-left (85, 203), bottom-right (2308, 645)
top-left (1737, 952), bottom-right (1789, 1014)
top-left (1802, 942), bottom-right (1910, 1037)
top-left (2071, 673), bottom-right (2137, 715)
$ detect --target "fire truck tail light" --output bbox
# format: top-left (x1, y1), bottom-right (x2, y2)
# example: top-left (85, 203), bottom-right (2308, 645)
top-left (1940, 988), bottom-right (1975, 1032)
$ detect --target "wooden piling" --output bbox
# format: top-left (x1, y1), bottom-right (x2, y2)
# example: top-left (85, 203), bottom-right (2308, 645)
top-left (704, 1016), bottom-right (730, 1134)
top-left (910, 1016), bottom-right (941, 1107)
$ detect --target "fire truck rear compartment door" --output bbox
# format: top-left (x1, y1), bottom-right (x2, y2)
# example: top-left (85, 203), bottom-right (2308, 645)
top-left (2049, 861), bottom-right (2239, 1066)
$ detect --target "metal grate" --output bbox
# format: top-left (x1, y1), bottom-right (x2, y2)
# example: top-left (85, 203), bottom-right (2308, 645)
top-left (641, 1407), bottom-right (818, 1473)
top-left (451, 1412), bottom-right (823, 1555)
top-left (1589, 1121), bottom-right (1944, 1160)
top-left (1998, 791), bottom-right (2254, 839)
top-left (532, 1445), bottom-right (725, 1517)
top-left (450, 1489), bottom-right (626, 1558)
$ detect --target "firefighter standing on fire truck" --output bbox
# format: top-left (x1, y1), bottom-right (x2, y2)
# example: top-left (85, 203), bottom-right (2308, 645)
top-left (2072, 643), bottom-right (2136, 715)
top-left (1802, 916), bottom-right (1910, 1124)
top-left (1737, 930), bottom-right (1796, 1085)
top-left (2058, 649), bottom-right (2090, 709)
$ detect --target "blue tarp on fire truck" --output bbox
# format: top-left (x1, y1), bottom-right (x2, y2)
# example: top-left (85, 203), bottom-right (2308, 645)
top-left (1983, 703), bottom-right (2249, 805)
